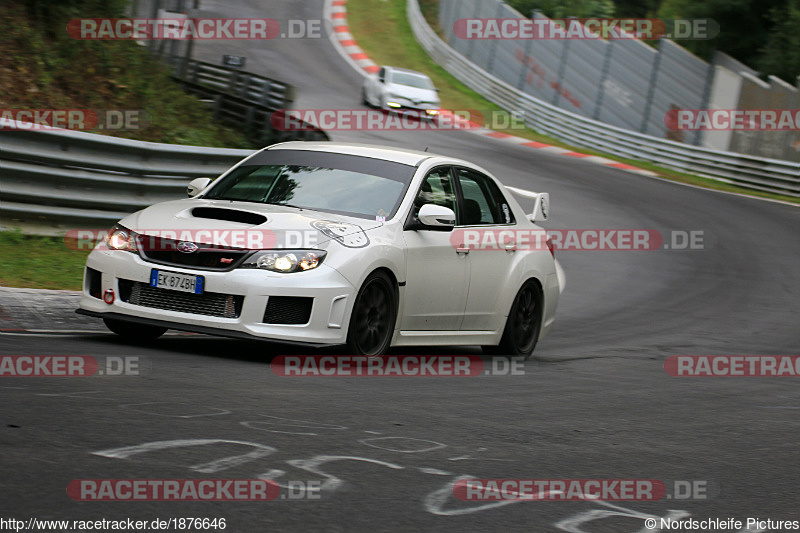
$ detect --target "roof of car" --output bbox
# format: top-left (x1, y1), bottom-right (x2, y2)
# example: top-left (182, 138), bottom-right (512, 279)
top-left (384, 66), bottom-right (430, 78)
top-left (265, 142), bottom-right (440, 166)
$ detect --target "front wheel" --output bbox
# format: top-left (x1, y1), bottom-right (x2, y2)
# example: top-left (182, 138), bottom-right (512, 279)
top-left (346, 271), bottom-right (398, 356)
top-left (103, 318), bottom-right (167, 340)
top-left (483, 280), bottom-right (543, 359)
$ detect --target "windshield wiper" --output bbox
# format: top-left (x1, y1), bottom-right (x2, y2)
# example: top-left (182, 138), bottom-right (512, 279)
top-left (268, 202), bottom-right (305, 210)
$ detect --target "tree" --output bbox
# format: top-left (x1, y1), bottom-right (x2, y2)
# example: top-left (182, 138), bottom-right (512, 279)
top-left (757, 0), bottom-right (800, 83)
top-left (657, 0), bottom-right (782, 68)
top-left (507, 0), bottom-right (615, 18)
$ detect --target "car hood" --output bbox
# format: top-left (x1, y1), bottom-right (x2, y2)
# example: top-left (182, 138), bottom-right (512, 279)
top-left (386, 83), bottom-right (439, 104)
top-left (119, 198), bottom-right (382, 249)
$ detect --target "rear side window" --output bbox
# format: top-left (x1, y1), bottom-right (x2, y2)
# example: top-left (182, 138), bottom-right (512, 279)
top-left (455, 168), bottom-right (514, 225)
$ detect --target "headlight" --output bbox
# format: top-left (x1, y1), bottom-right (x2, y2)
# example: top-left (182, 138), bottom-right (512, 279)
top-left (106, 225), bottom-right (138, 252)
top-left (240, 250), bottom-right (326, 273)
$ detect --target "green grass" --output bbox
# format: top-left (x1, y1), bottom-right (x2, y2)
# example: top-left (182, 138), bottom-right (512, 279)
top-left (346, 0), bottom-right (799, 205)
top-left (0, 0), bottom-right (252, 148)
top-left (0, 230), bottom-right (88, 290)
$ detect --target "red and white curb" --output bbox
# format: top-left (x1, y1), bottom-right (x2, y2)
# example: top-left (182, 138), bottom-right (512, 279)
top-left (326, 0), bottom-right (379, 77)
top-left (324, 0), bottom-right (656, 177)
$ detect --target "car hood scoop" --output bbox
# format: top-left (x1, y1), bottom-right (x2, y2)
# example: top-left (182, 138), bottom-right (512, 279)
top-left (191, 207), bottom-right (267, 225)
top-left (119, 199), bottom-right (384, 249)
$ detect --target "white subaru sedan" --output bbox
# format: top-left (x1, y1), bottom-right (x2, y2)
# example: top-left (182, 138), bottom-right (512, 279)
top-left (77, 142), bottom-right (564, 356)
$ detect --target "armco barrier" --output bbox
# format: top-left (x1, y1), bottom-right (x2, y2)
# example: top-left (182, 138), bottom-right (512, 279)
top-left (408, 0), bottom-right (800, 197)
top-left (0, 122), bottom-right (254, 228)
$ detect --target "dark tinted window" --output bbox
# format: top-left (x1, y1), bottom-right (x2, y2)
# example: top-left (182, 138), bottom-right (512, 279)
top-left (455, 168), bottom-right (514, 225)
top-left (413, 166), bottom-right (457, 219)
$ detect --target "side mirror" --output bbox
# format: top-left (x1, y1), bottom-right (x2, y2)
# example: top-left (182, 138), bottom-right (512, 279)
top-left (378, 76), bottom-right (385, 83)
top-left (187, 177), bottom-right (212, 197)
top-left (417, 204), bottom-right (455, 230)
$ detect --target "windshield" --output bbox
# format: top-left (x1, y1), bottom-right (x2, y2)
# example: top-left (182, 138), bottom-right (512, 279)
top-left (204, 151), bottom-right (416, 220)
top-left (391, 72), bottom-right (435, 90)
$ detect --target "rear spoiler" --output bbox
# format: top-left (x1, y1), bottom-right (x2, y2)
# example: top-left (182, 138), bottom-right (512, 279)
top-left (505, 186), bottom-right (549, 223)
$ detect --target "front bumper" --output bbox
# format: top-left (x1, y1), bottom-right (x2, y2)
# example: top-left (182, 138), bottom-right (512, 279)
top-left (78, 249), bottom-right (356, 345)
top-left (383, 99), bottom-right (439, 116)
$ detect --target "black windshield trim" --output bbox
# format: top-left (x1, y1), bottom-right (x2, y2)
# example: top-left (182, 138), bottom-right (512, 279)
top-left (241, 150), bottom-right (418, 182)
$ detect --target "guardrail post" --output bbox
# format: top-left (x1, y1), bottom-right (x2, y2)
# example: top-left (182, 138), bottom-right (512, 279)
top-left (245, 105), bottom-right (255, 131)
top-left (212, 94), bottom-right (223, 120)
top-left (693, 48), bottom-right (716, 146)
top-left (444, 0), bottom-right (458, 46)
top-left (552, 18), bottom-right (574, 107)
top-left (485, 2), bottom-right (506, 75)
top-left (148, 0), bottom-right (161, 53)
top-left (465, 0), bottom-right (483, 61)
top-left (261, 84), bottom-right (275, 110)
top-left (640, 38), bottom-right (663, 134)
top-left (593, 40), bottom-right (614, 121)
top-left (516, 14), bottom-right (536, 91)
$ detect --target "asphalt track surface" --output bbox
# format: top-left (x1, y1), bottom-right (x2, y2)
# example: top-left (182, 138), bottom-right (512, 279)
top-left (1, 1), bottom-right (799, 531)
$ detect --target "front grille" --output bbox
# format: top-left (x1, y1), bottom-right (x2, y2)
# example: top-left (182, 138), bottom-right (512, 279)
top-left (263, 296), bottom-right (313, 325)
top-left (118, 279), bottom-right (244, 318)
top-left (137, 236), bottom-right (250, 271)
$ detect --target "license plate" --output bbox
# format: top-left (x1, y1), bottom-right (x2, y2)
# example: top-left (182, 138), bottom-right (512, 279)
top-left (150, 270), bottom-right (204, 294)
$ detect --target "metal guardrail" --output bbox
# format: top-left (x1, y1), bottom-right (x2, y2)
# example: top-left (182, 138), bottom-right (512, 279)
top-left (175, 60), bottom-right (295, 111)
top-left (0, 122), bottom-right (253, 228)
top-left (0, 61), bottom-right (326, 230)
top-left (173, 60), bottom-right (327, 144)
top-left (407, 0), bottom-right (800, 197)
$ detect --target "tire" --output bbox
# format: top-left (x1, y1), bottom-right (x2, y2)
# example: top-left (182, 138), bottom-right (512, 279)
top-left (482, 280), bottom-right (543, 359)
top-left (103, 318), bottom-right (167, 340)
top-left (346, 271), bottom-right (398, 356)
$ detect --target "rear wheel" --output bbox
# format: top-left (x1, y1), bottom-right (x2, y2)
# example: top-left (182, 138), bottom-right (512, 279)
top-left (103, 318), bottom-right (167, 340)
top-left (346, 271), bottom-right (397, 356)
top-left (483, 280), bottom-right (543, 359)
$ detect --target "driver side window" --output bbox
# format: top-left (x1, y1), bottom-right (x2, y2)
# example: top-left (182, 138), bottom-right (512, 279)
top-left (413, 167), bottom-right (456, 219)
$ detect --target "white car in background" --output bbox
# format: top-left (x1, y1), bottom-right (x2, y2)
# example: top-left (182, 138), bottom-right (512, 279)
top-left (362, 66), bottom-right (441, 118)
top-left (77, 142), bottom-right (563, 356)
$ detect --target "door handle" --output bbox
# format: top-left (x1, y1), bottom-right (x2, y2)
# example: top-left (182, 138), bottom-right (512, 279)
top-left (456, 245), bottom-right (470, 255)
top-left (503, 241), bottom-right (516, 252)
